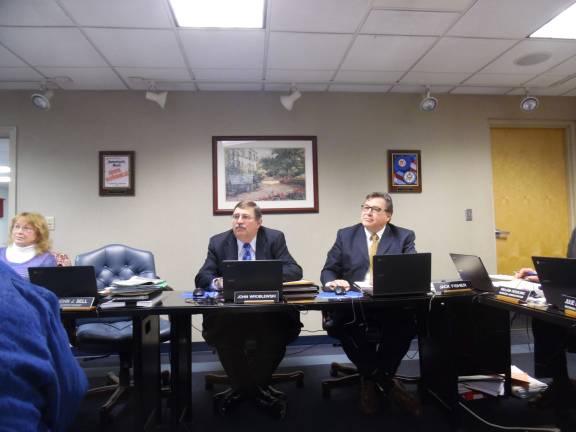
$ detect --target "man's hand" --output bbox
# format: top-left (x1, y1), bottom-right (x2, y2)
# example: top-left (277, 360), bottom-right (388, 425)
top-left (325, 279), bottom-right (350, 291)
top-left (515, 268), bottom-right (540, 283)
top-left (212, 277), bottom-right (224, 290)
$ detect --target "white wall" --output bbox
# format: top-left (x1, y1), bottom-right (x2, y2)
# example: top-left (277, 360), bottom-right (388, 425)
top-left (1, 90), bottom-right (575, 336)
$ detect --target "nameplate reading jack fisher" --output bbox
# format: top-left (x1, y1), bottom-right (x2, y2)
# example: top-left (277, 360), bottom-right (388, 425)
top-left (234, 291), bottom-right (280, 304)
top-left (433, 280), bottom-right (472, 293)
top-left (563, 295), bottom-right (576, 318)
top-left (59, 297), bottom-right (95, 309)
top-left (495, 287), bottom-right (529, 304)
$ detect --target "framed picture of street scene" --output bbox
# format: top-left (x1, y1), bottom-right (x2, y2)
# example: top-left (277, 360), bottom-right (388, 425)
top-left (212, 136), bottom-right (319, 214)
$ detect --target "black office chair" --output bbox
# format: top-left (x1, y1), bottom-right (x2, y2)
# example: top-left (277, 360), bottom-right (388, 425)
top-left (74, 244), bottom-right (171, 424)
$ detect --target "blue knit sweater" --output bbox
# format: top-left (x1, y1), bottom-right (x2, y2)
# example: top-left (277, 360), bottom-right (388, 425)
top-left (0, 261), bottom-right (88, 431)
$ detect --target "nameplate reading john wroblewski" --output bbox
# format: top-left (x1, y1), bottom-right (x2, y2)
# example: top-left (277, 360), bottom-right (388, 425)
top-left (496, 287), bottom-right (529, 304)
top-left (234, 291), bottom-right (280, 304)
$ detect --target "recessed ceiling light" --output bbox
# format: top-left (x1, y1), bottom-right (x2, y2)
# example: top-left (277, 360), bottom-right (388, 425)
top-left (0, 176), bottom-right (10, 183)
top-left (514, 52), bottom-right (551, 66)
top-left (0, 166), bottom-right (11, 174)
top-left (169, 0), bottom-right (266, 29)
top-left (530, 3), bottom-right (576, 39)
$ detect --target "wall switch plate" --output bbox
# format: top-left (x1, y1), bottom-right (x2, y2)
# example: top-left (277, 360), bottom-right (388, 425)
top-left (45, 216), bottom-right (55, 230)
top-left (465, 209), bottom-right (473, 222)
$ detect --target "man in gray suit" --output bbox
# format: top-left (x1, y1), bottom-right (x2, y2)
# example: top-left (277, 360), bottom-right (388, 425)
top-left (321, 192), bottom-right (420, 415)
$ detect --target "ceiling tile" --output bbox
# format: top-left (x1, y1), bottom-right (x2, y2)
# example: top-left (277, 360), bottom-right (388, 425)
top-left (401, 71), bottom-right (469, 85)
top-left (390, 84), bottom-right (452, 93)
top-left (524, 74), bottom-right (568, 87)
top-left (265, 83), bottom-right (328, 91)
top-left (412, 37), bottom-right (516, 73)
top-left (58, 0), bottom-right (173, 27)
top-left (329, 84), bottom-right (392, 92)
top-left (361, 10), bottom-right (459, 35)
top-left (334, 70), bottom-right (403, 83)
top-left (36, 67), bottom-right (127, 90)
top-left (266, 69), bottom-right (334, 82)
top-left (0, 28), bottom-right (107, 67)
top-left (527, 77), bottom-right (576, 95)
top-left (180, 30), bottom-right (265, 69)
top-left (342, 35), bottom-right (436, 70)
top-left (482, 39), bottom-right (576, 74)
top-left (0, 45), bottom-right (28, 67)
top-left (193, 69), bottom-right (262, 81)
top-left (0, 82), bottom-right (39, 90)
top-left (464, 73), bottom-right (535, 86)
top-left (116, 67), bottom-right (192, 88)
top-left (450, 86), bottom-right (511, 94)
top-left (86, 28), bottom-right (185, 68)
top-left (371, 0), bottom-right (474, 11)
top-left (267, 32), bottom-right (351, 70)
top-left (0, 0), bottom-right (74, 26)
top-left (543, 55), bottom-right (576, 75)
top-left (448, 0), bottom-right (576, 38)
top-left (270, 0), bottom-right (370, 33)
top-left (197, 83), bottom-right (262, 91)
top-left (0, 67), bottom-right (43, 81)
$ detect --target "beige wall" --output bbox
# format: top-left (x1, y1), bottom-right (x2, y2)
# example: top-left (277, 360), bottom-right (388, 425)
top-left (1, 90), bottom-right (575, 336)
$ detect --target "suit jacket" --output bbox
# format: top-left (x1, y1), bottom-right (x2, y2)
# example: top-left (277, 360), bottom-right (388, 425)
top-left (320, 222), bottom-right (416, 286)
top-left (195, 226), bottom-right (303, 289)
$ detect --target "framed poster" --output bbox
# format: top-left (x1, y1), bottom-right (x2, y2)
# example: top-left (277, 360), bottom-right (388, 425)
top-left (213, 136), bottom-right (318, 214)
top-left (99, 151), bottom-right (135, 196)
top-left (388, 150), bottom-right (422, 193)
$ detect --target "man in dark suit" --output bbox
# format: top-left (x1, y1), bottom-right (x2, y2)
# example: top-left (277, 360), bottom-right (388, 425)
top-left (195, 200), bottom-right (302, 418)
top-left (321, 192), bottom-right (421, 415)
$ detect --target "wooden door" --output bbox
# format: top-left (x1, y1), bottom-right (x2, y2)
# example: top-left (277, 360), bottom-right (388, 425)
top-left (491, 127), bottom-right (571, 275)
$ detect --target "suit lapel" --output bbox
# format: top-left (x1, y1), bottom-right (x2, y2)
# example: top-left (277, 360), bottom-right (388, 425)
top-left (377, 224), bottom-right (393, 255)
top-left (255, 228), bottom-right (267, 260)
top-left (224, 231), bottom-right (239, 260)
top-left (354, 225), bottom-right (369, 263)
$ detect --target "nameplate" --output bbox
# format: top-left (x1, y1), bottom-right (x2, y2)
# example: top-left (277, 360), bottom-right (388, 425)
top-left (495, 287), bottom-right (529, 304)
top-left (563, 295), bottom-right (576, 318)
top-left (59, 297), bottom-right (95, 309)
top-left (433, 280), bottom-right (472, 292)
top-left (234, 291), bottom-right (280, 304)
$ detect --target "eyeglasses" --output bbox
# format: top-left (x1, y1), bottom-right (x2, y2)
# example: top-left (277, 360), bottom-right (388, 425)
top-left (360, 205), bottom-right (385, 214)
top-left (232, 214), bottom-right (254, 221)
top-left (13, 224), bottom-right (34, 233)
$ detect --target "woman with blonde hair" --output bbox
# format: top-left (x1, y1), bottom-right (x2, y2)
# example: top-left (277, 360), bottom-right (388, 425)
top-left (0, 212), bottom-right (56, 279)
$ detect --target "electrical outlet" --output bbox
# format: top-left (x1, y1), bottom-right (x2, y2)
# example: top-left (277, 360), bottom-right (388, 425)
top-left (465, 209), bottom-right (473, 222)
top-left (45, 216), bottom-right (55, 230)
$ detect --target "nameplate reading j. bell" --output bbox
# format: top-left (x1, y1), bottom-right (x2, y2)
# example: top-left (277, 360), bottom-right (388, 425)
top-left (59, 297), bottom-right (95, 308)
top-left (234, 291), bottom-right (280, 304)
top-left (496, 287), bottom-right (529, 304)
top-left (563, 295), bottom-right (576, 318)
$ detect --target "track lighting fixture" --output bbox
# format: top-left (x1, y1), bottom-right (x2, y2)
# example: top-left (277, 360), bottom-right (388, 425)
top-left (31, 84), bottom-right (54, 110)
top-left (145, 81), bottom-right (168, 109)
top-left (280, 85), bottom-right (302, 111)
top-left (520, 91), bottom-right (540, 112)
top-left (419, 87), bottom-right (438, 112)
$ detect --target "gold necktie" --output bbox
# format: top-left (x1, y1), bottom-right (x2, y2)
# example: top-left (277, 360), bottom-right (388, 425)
top-left (369, 233), bottom-right (380, 279)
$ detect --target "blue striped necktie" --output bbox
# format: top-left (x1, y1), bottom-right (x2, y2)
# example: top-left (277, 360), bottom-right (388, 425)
top-left (242, 243), bottom-right (252, 261)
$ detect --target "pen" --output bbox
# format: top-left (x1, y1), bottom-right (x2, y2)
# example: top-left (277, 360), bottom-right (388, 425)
top-left (513, 270), bottom-right (537, 277)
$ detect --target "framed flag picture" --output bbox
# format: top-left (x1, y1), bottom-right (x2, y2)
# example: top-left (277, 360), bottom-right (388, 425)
top-left (388, 150), bottom-right (422, 193)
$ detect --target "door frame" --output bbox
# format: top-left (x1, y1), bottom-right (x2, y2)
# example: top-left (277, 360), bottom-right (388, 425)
top-left (0, 126), bottom-right (17, 220)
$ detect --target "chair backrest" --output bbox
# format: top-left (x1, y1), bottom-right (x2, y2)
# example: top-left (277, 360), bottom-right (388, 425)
top-left (75, 244), bottom-right (156, 290)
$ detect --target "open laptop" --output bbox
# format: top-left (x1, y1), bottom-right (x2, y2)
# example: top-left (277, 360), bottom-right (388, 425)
top-left (221, 260), bottom-right (283, 301)
top-left (532, 256), bottom-right (576, 310)
top-left (28, 266), bottom-right (99, 305)
top-left (449, 253), bottom-right (497, 293)
top-left (366, 252), bottom-right (431, 297)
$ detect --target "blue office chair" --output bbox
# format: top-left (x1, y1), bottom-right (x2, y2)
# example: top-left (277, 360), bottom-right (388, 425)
top-left (74, 244), bottom-right (171, 424)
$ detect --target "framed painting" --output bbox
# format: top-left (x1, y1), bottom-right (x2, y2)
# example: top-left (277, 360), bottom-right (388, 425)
top-left (388, 150), bottom-right (422, 193)
top-left (99, 151), bottom-right (135, 196)
top-left (213, 136), bottom-right (318, 214)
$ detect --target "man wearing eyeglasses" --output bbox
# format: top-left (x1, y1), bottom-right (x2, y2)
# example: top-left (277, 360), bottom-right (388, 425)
top-left (321, 192), bottom-right (421, 415)
top-left (195, 200), bottom-right (302, 419)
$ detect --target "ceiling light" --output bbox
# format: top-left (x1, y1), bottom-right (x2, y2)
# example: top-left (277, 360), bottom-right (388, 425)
top-left (530, 3), bottom-right (576, 39)
top-left (169, 0), bottom-right (265, 29)
top-left (145, 82), bottom-right (167, 109)
top-left (419, 88), bottom-right (438, 112)
top-left (280, 86), bottom-right (301, 111)
top-left (31, 89), bottom-right (54, 110)
top-left (520, 94), bottom-right (540, 112)
top-left (0, 166), bottom-right (10, 174)
top-left (0, 176), bottom-right (10, 183)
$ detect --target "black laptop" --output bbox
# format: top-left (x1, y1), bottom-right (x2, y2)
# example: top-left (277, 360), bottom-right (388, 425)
top-left (221, 260), bottom-right (283, 301)
top-left (369, 253), bottom-right (431, 297)
top-left (28, 266), bottom-right (99, 304)
top-left (449, 253), bottom-right (497, 293)
top-left (532, 256), bottom-right (576, 310)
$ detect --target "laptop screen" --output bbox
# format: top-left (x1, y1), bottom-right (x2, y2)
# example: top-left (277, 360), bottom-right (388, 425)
top-left (532, 256), bottom-right (576, 309)
top-left (28, 266), bottom-right (99, 300)
top-left (221, 260), bottom-right (283, 301)
top-left (372, 253), bottom-right (431, 296)
top-left (449, 253), bottom-right (496, 293)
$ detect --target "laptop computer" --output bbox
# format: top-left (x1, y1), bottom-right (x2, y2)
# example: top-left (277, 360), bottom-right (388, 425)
top-left (367, 252), bottom-right (431, 297)
top-left (221, 260), bottom-right (283, 301)
top-left (449, 253), bottom-right (497, 293)
top-left (28, 266), bottom-right (99, 304)
top-left (532, 256), bottom-right (576, 310)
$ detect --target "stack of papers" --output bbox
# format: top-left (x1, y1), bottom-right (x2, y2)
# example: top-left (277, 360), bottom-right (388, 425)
top-left (510, 365), bottom-right (548, 399)
top-left (490, 275), bottom-right (544, 298)
top-left (459, 375), bottom-right (505, 397)
top-left (283, 279), bottom-right (319, 301)
top-left (100, 276), bottom-right (167, 296)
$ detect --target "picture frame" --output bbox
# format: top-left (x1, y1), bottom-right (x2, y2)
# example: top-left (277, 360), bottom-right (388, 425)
top-left (388, 150), bottom-right (422, 193)
top-left (213, 136), bottom-right (319, 214)
top-left (99, 151), bottom-right (135, 196)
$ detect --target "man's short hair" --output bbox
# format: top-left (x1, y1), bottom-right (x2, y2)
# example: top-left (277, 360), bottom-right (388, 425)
top-left (364, 192), bottom-right (393, 213)
top-left (233, 200), bottom-right (262, 220)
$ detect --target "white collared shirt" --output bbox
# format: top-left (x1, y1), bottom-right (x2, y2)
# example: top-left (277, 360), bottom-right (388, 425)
top-left (236, 238), bottom-right (257, 261)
